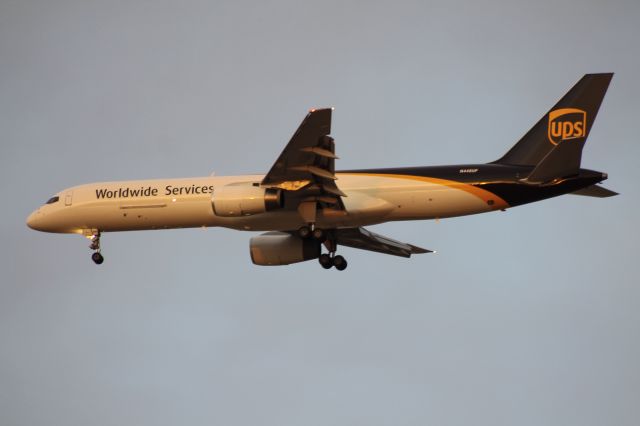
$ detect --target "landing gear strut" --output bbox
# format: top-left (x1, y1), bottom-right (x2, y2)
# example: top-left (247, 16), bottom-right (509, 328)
top-left (89, 231), bottom-right (104, 264)
top-left (312, 228), bottom-right (326, 241)
top-left (301, 225), bottom-right (348, 271)
top-left (299, 225), bottom-right (327, 242)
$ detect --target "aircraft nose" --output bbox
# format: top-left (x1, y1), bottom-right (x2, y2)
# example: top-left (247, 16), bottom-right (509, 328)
top-left (26, 210), bottom-right (44, 231)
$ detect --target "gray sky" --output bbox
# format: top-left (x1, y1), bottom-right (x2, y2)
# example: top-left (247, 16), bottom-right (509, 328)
top-left (1, 0), bottom-right (639, 425)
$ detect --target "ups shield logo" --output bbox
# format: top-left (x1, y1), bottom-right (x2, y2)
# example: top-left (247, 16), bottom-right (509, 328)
top-left (548, 108), bottom-right (587, 145)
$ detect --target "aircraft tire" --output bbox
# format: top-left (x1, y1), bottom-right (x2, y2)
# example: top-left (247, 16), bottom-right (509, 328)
top-left (319, 253), bottom-right (333, 269)
top-left (312, 228), bottom-right (326, 242)
top-left (333, 255), bottom-right (347, 271)
top-left (91, 252), bottom-right (104, 265)
top-left (298, 226), bottom-right (311, 239)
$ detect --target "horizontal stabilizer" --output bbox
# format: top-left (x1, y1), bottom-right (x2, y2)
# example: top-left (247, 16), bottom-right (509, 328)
top-left (571, 184), bottom-right (618, 198)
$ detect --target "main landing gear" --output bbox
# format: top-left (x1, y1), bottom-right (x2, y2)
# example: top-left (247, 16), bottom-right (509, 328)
top-left (89, 231), bottom-right (104, 265)
top-left (299, 225), bottom-right (348, 271)
top-left (318, 253), bottom-right (347, 271)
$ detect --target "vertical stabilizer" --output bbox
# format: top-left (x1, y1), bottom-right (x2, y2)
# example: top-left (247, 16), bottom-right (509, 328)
top-left (494, 74), bottom-right (613, 179)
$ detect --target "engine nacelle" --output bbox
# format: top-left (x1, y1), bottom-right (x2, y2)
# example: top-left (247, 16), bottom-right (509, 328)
top-left (250, 232), bottom-right (320, 266)
top-left (212, 185), bottom-right (283, 217)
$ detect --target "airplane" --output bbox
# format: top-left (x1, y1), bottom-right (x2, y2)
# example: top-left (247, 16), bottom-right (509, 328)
top-left (27, 73), bottom-right (617, 270)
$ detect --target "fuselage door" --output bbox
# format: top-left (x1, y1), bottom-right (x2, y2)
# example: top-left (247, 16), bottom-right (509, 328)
top-left (65, 191), bottom-right (73, 206)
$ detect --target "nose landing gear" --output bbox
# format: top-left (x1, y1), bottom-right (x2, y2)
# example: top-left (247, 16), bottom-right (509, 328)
top-left (91, 252), bottom-right (104, 264)
top-left (88, 231), bottom-right (104, 264)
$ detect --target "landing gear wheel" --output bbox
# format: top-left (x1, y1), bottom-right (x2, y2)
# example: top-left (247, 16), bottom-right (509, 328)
top-left (319, 253), bottom-right (333, 269)
top-left (88, 231), bottom-right (103, 265)
top-left (298, 226), bottom-right (312, 239)
top-left (312, 228), bottom-right (326, 241)
top-left (333, 255), bottom-right (347, 271)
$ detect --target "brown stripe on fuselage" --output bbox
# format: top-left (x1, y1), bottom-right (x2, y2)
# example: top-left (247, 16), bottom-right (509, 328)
top-left (339, 172), bottom-right (510, 210)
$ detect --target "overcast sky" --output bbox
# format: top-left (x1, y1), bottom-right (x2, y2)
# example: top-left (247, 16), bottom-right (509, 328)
top-left (1, 1), bottom-right (639, 425)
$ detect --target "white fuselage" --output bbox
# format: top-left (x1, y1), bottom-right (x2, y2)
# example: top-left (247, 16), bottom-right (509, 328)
top-left (26, 173), bottom-right (507, 235)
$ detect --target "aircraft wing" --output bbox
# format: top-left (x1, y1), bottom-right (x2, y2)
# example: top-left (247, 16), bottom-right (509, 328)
top-left (334, 227), bottom-right (433, 258)
top-left (261, 109), bottom-right (346, 218)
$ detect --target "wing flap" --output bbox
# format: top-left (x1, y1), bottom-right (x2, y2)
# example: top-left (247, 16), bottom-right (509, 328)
top-left (335, 227), bottom-right (433, 258)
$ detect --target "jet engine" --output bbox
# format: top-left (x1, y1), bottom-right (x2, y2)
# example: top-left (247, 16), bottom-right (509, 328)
top-left (212, 185), bottom-right (283, 217)
top-left (250, 232), bottom-right (320, 266)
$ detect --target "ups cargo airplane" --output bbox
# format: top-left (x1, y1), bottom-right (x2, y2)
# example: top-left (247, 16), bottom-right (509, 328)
top-left (27, 74), bottom-right (616, 270)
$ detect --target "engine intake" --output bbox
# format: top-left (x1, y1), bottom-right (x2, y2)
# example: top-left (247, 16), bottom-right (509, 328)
top-left (212, 185), bottom-right (283, 217)
top-left (250, 232), bottom-right (320, 266)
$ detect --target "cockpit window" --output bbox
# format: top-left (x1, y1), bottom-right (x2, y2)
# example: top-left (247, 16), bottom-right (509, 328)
top-left (45, 196), bottom-right (59, 205)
